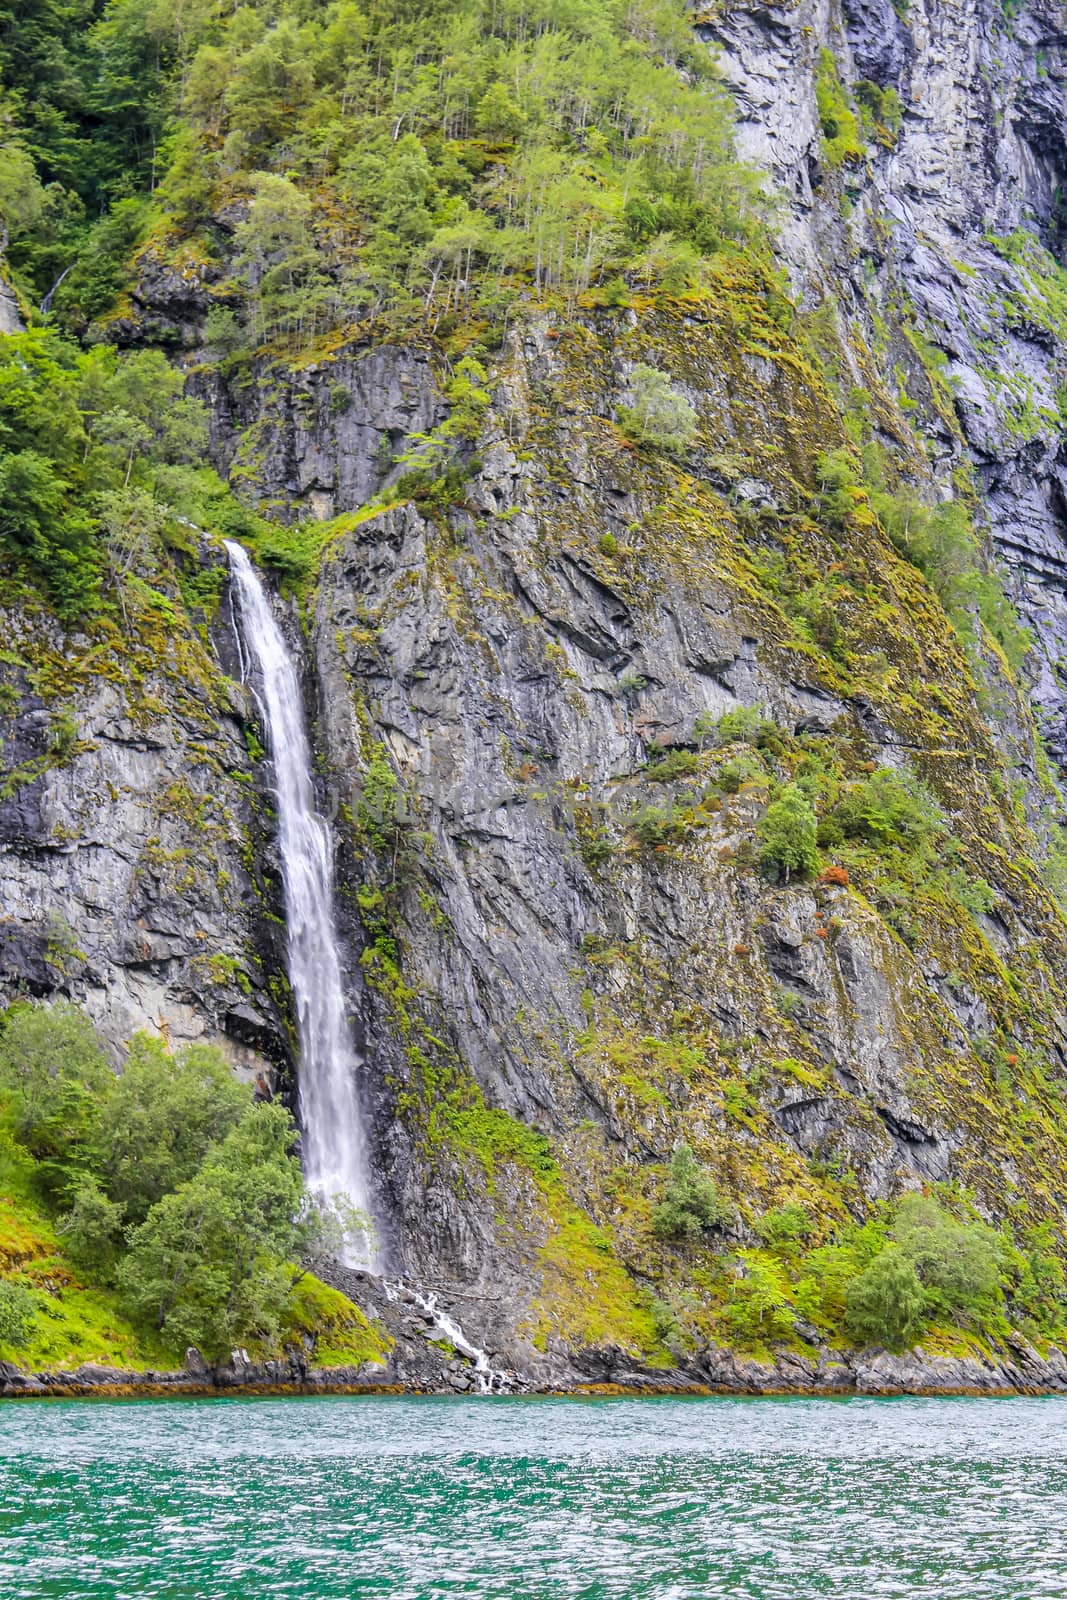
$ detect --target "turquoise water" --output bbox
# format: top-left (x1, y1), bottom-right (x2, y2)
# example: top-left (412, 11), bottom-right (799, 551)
top-left (1, 1395), bottom-right (1066, 1598)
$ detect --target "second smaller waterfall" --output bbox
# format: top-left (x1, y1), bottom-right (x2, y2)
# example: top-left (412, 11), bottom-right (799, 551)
top-left (226, 541), bottom-right (378, 1270)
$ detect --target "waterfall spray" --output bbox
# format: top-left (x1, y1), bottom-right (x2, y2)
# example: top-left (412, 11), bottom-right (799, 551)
top-left (225, 541), bottom-right (378, 1270)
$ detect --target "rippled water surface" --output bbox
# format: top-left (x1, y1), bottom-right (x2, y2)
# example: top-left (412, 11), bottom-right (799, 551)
top-left (2, 1394), bottom-right (1066, 1598)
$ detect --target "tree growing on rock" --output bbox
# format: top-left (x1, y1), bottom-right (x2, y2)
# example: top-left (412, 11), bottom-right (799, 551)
top-left (618, 364), bottom-right (698, 454)
top-left (844, 1246), bottom-right (926, 1353)
top-left (118, 1100), bottom-right (305, 1361)
top-left (651, 1143), bottom-right (730, 1240)
top-left (758, 784), bottom-right (820, 883)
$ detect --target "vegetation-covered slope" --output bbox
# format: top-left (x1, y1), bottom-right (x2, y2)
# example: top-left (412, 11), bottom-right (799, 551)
top-left (2, 0), bottom-right (1067, 1389)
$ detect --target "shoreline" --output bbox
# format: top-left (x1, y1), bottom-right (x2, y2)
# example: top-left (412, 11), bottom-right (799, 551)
top-left (4, 1361), bottom-right (1067, 1402)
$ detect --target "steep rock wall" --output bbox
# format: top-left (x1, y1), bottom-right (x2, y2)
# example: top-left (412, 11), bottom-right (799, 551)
top-left (704, 0), bottom-right (1067, 765)
top-left (0, 573), bottom-right (287, 1073)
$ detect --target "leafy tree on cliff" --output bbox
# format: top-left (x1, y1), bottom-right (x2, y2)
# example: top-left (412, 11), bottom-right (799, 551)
top-left (0, 1001), bottom-right (112, 1197)
top-left (92, 1035), bottom-right (251, 1226)
top-left (758, 785), bottom-right (820, 883)
top-left (118, 1100), bottom-right (306, 1360)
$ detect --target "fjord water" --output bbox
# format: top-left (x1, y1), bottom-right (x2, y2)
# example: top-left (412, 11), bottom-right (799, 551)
top-left (225, 542), bottom-right (376, 1266)
top-left (3, 1396), bottom-right (1067, 1599)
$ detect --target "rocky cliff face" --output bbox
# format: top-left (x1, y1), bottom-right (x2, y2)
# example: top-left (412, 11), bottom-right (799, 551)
top-left (4, 0), bottom-right (1067, 1387)
top-left (706, 0), bottom-right (1067, 766)
top-left (0, 579), bottom-right (288, 1076)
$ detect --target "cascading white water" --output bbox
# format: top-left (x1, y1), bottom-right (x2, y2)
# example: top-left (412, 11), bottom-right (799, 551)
top-left (383, 1282), bottom-right (509, 1394)
top-left (225, 541), bottom-right (378, 1270)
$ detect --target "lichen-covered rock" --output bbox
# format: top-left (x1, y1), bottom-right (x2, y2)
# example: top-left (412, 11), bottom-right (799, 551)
top-left (0, 571), bottom-right (286, 1072)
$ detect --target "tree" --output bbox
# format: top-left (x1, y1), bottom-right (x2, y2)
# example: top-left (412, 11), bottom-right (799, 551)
top-left (618, 364), bottom-right (698, 453)
top-left (723, 1256), bottom-right (795, 1343)
top-left (94, 1035), bottom-right (250, 1225)
top-left (891, 1193), bottom-right (1004, 1320)
top-left (57, 1175), bottom-right (125, 1283)
top-left (0, 143), bottom-right (46, 247)
top-left (844, 1247), bottom-right (927, 1352)
top-left (758, 785), bottom-right (820, 882)
top-left (0, 1002), bottom-right (112, 1187)
top-left (651, 1143), bottom-right (729, 1240)
top-left (118, 1101), bottom-right (305, 1360)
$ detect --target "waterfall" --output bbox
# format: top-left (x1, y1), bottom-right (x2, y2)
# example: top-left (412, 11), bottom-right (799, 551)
top-left (225, 541), bottom-right (378, 1270)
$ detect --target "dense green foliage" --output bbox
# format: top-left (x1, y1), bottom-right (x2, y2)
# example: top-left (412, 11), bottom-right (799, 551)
top-left (618, 364), bottom-right (698, 454)
top-left (651, 1143), bottom-right (730, 1239)
top-left (844, 1248), bottom-right (926, 1352)
top-left (0, 1002), bottom-right (358, 1362)
top-left (119, 1102), bottom-right (305, 1359)
top-left (0, 0), bottom-right (762, 337)
top-left (94, 1035), bottom-right (250, 1225)
top-left (0, 328), bottom-right (271, 617)
top-left (0, 1277), bottom-right (35, 1347)
top-left (758, 784), bottom-right (820, 882)
top-left (0, 1001), bottom-right (111, 1197)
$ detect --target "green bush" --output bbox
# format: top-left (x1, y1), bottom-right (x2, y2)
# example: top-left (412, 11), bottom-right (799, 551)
top-left (628, 803), bottom-right (687, 848)
top-left (833, 767), bottom-right (942, 848)
top-left (0, 1280), bottom-right (37, 1349)
top-left (873, 488), bottom-right (1031, 672)
top-left (645, 749), bottom-right (700, 782)
top-left (618, 365), bottom-right (698, 454)
top-left (815, 53), bottom-right (865, 168)
top-left (756, 1204), bottom-right (815, 1249)
top-left (0, 1002), bottom-right (112, 1195)
top-left (651, 1143), bottom-right (730, 1240)
top-left (722, 1257), bottom-right (795, 1344)
top-left (758, 785), bottom-right (820, 882)
top-left (844, 1246), bottom-right (926, 1351)
top-left (701, 706), bottom-right (782, 751)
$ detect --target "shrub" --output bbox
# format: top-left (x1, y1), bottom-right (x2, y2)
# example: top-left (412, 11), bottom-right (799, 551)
top-left (844, 1247), bottom-right (926, 1351)
top-left (618, 364), bottom-right (698, 454)
top-left (833, 767), bottom-right (942, 848)
top-left (758, 785), bottom-right (820, 882)
top-left (0, 1280), bottom-right (36, 1349)
top-left (628, 804), bottom-right (686, 848)
top-left (722, 1257), bottom-right (795, 1343)
top-left (704, 706), bottom-right (782, 751)
top-left (57, 1176), bottom-right (125, 1283)
top-left (255, 522), bottom-right (324, 585)
top-left (756, 1204), bottom-right (815, 1249)
top-left (873, 490), bottom-right (1031, 672)
top-left (815, 53), bottom-right (865, 168)
top-left (203, 306), bottom-right (245, 357)
top-left (820, 864), bottom-right (850, 887)
top-left (645, 749), bottom-right (700, 782)
top-left (651, 1143), bottom-right (729, 1240)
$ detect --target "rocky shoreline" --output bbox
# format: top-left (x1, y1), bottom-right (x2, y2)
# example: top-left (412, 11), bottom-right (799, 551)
top-left (5, 1334), bottom-right (1066, 1402)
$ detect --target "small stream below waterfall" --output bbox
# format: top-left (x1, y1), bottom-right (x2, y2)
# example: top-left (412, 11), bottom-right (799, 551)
top-left (385, 1282), bottom-right (510, 1393)
top-left (226, 543), bottom-right (509, 1391)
